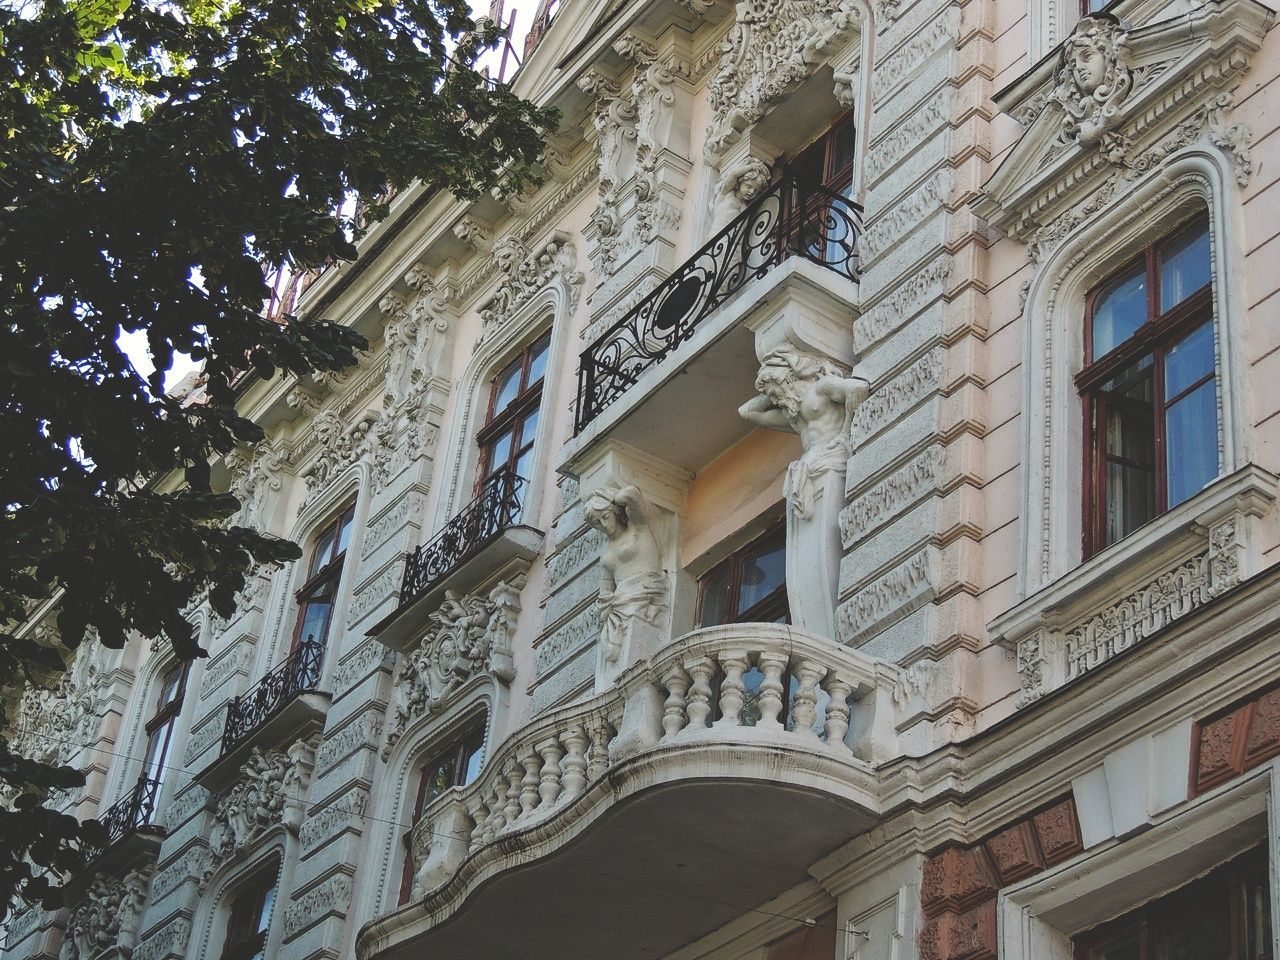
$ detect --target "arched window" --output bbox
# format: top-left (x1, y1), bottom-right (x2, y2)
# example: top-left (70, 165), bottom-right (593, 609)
top-left (141, 661), bottom-right (188, 796)
top-left (221, 869), bottom-right (278, 960)
top-left (292, 499), bottom-right (356, 651)
top-left (1080, 217), bottom-right (1217, 556)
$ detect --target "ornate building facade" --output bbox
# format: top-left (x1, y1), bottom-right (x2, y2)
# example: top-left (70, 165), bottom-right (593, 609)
top-left (6, 0), bottom-right (1280, 958)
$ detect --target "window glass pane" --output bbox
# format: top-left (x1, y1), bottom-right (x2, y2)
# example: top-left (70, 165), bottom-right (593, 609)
top-left (1164, 321), bottom-right (1214, 401)
top-left (296, 598), bottom-right (333, 647)
top-left (1160, 221), bottom-right (1211, 312)
top-left (461, 740), bottom-right (485, 786)
top-left (421, 753), bottom-right (460, 808)
top-left (829, 129), bottom-right (855, 189)
top-left (736, 535), bottom-right (787, 615)
top-left (520, 407), bottom-right (540, 451)
top-left (1165, 379), bottom-right (1219, 508)
top-left (698, 562), bottom-right (733, 627)
top-left (1148, 885), bottom-right (1230, 960)
top-left (492, 362), bottom-right (521, 416)
top-left (527, 336), bottom-right (550, 387)
top-left (336, 510), bottom-right (354, 558)
top-left (143, 725), bottom-right (173, 787)
top-left (486, 428), bottom-right (513, 474)
top-left (256, 886), bottom-right (276, 933)
top-left (514, 448), bottom-right (534, 489)
top-left (309, 526), bottom-right (337, 576)
top-left (1092, 264), bottom-right (1147, 358)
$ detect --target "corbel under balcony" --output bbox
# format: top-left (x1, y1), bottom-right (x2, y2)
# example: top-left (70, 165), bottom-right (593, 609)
top-left (369, 467), bottom-right (543, 654)
top-left (991, 464), bottom-right (1278, 707)
top-left (196, 638), bottom-right (329, 792)
top-left (356, 622), bottom-right (903, 960)
top-left (562, 171), bottom-right (862, 476)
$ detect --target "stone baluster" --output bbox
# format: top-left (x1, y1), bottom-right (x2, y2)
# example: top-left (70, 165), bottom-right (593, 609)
top-left (822, 675), bottom-right (854, 750)
top-left (483, 778), bottom-right (507, 839)
top-left (466, 794), bottom-right (489, 849)
top-left (714, 650), bottom-right (749, 727)
top-left (660, 663), bottom-right (691, 739)
top-left (684, 657), bottom-right (716, 731)
top-left (756, 652), bottom-right (789, 731)
top-left (518, 746), bottom-right (542, 817)
top-left (791, 660), bottom-right (828, 739)
top-left (587, 717), bottom-right (614, 779)
top-left (504, 759), bottom-right (523, 824)
top-left (559, 724), bottom-right (589, 801)
top-left (535, 737), bottom-right (565, 807)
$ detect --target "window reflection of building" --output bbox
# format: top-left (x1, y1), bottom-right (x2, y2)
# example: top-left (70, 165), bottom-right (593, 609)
top-left (697, 524), bottom-right (789, 628)
top-left (1081, 218), bottom-right (1217, 556)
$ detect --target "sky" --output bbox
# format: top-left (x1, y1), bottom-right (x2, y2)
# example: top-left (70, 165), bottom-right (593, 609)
top-left (118, 0), bottom-right (540, 395)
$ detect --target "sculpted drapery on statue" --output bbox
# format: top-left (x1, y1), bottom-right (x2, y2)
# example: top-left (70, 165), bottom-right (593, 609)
top-left (740, 348), bottom-right (869, 640)
top-left (585, 485), bottom-right (670, 684)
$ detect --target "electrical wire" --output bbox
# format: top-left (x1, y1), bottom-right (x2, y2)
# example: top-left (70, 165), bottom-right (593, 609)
top-left (7, 724), bottom-right (847, 938)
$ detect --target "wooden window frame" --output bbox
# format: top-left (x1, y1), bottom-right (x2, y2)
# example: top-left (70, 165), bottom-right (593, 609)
top-left (142, 661), bottom-right (188, 783)
top-left (696, 524), bottom-right (790, 627)
top-left (1073, 845), bottom-right (1271, 960)
top-left (398, 723), bottom-right (487, 905)
top-left (291, 499), bottom-right (356, 651)
top-left (476, 331), bottom-right (551, 493)
top-left (1077, 218), bottom-right (1214, 558)
top-left (791, 111), bottom-right (856, 195)
top-left (221, 871), bottom-right (277, 960)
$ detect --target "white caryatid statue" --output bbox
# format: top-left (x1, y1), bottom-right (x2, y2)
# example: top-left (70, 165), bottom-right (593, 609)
top-left (584, 484), bottom-right (670, 685)
top-left (739, 347), bottom-right (870, 640)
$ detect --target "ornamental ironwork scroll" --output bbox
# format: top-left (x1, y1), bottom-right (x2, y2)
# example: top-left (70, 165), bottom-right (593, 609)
top-left (398, 467), bottom-right (527, 612)
top-left (221, 639), bottom-right (324, 756)
top-left (575, 168), bottom-right (863, 433)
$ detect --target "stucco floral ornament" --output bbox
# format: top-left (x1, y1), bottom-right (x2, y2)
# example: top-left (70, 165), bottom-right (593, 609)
top-left (1053, 15), bottom-right (1134, 155)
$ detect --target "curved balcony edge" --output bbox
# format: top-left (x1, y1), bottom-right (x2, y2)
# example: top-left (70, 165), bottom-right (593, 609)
top-left (357, 623), bottom-right (903, 960)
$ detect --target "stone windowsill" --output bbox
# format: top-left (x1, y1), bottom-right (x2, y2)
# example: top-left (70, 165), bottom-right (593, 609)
top-left (990, 463), bottom-right (1277, 705)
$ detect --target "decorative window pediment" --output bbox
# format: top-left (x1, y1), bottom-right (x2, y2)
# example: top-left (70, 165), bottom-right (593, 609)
top-left (975, 0), bottom-right (1272, 252)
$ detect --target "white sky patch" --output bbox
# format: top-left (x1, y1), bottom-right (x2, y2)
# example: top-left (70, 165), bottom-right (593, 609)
top-left (117, 327), bottom-right (199, 392)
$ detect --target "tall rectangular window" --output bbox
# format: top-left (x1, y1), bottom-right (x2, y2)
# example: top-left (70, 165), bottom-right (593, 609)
top-left (222, 872), bottom-right (277, 960)
top-left (477, 332), bottom-right (550, 496)
top-left (1079, 218), bottom-right (1217, 556)
top-left (141, 661), bottom-right (188, 799)
top-left (292, 501), bottom-right (355, 650)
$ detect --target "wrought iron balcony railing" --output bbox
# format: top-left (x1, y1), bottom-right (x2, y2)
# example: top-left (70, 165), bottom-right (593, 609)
top-left (94, 774), bottom-right (162, 851)
top-left (221, 639), bottom-right (325, 756)
top-left (574, 169), bottom-right (864, 434)
top-left (398, 467), bottom-right (526, 613)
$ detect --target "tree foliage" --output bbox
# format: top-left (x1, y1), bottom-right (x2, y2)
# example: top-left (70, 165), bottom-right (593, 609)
top-left (0, 0), bottom-right (555, 919)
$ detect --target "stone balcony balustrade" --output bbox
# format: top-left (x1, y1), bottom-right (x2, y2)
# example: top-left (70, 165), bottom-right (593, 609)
top-left (358, 623), bottom-right (901, 960)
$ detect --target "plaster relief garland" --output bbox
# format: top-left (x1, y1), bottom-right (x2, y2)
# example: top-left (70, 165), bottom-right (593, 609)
top-left (61, 867), bottom-right (152, 960)
top-left (383, 576), bottom-right (525, 759)
top-left (199, 737), bottom-right (317, 889)
top-left (300, 407), bottom-right (379, 505)
top-left (706, 0), bottom-right (862, 162)
top-left (475, 232), bottom-right (584, 340)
